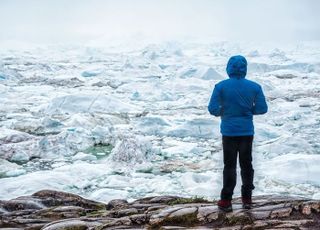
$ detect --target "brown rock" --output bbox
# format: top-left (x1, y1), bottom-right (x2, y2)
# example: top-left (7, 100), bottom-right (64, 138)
top-left (41, 219), bottom-right (97, 230)
top-left (2, 198), bottom-right (45, 211)
top-left (250, 210), bottom-right (271, 220)
top-left (112, 208), bottom-right (138, 218)
top-left (159, 226), bottom-right (187, 229)
top-left (33, 190), bottom-right (106, 210)
top-left (270, 207), bottom-right (292, 218)
top-left (51, 206), bottom-right (86, 213)
top-left (95, 217), bottom-right (131, 229)
top-left (301, 201), bottom-right (320, 214)
top-left (301, 204), bottom-right (312, 215)
top-left (218, 226), bottom-right (242, 230)
top-left (146, 204), bottom-right (168, 212)
top-left (226, 211), bottom-right (253, 225)
top-left (152, 206), bottom-right (183, 219)
top-left (253, 203), bottom-right (284, 211)
top-left (250, 221), bottom-right (269, 229)
top-left (107, 199), bottom-right (128, 210)
top-left (1, 191), bottom-right (319, 230)
top-left (129, 213), bottom-right (149, 225)
top-left (168, 207), bottom-right (197, 218)
top-left (197, 206), bottom-right (219, 222)
top-left (149, 196), bottom-right (181, 204)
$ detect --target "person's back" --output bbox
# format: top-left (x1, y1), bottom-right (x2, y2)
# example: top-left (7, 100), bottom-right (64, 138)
top-left (208, 55), bottom-right (268, 212)
top-left (208, 55), bottom-right (268, 136)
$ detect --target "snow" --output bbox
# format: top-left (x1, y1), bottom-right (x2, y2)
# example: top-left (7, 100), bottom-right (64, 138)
top-left (0, 40), bottom-right (320, 201)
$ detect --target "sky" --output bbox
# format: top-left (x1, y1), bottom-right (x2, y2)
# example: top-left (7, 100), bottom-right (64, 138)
top-left (0, 0), bottom-right (319, 44)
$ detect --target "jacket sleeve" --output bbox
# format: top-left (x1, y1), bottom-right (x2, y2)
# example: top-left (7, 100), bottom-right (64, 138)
top-left (253, 86), bottom-right (268, 115)
top-left (208, 84), bottom-right (223, 117)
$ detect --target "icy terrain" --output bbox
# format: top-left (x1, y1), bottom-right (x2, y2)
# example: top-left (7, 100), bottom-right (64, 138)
top-left (0, 40), bottom-right (320, 202)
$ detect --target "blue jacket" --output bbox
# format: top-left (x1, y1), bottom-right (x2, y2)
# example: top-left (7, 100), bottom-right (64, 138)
top-left (208, 55), bottom-right (268, 136)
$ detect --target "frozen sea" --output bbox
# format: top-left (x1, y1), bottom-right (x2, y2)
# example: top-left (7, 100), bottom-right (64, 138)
top-left (0, 40), bottom-right (320, 202)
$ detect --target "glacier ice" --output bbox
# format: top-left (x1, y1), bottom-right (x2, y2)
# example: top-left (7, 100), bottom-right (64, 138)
top-left (0, 40), bottom-right (320, 202)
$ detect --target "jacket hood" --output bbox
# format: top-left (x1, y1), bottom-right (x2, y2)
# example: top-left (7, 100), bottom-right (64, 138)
top-left (226, 55), bottom-right (247, 79)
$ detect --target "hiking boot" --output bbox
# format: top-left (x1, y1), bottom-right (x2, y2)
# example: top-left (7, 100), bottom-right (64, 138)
top-left (242, 197), bottom-right (252, 209)
top-left (217, 199), bottom-right (232, 212)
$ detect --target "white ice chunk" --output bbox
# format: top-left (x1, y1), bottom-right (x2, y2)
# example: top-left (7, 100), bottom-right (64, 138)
top-left (259, 154), bottom-right (320, 185)
top-left (72, 152), bottom-right (97, 162)
top-left (46, 94), bottom-right (140, 115)
top-left (109, 135), bottom-right (153, 164)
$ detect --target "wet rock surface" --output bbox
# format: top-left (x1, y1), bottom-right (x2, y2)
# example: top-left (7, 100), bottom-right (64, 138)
top-left (0, 190), bottom-right (319, 229)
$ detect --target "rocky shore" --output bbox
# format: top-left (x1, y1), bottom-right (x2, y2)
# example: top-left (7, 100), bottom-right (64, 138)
top-left (0, 190), bottom-right (319, 229)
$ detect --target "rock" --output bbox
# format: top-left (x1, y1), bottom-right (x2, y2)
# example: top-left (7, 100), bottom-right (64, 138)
top-left (107, 199), bottom-right (129, 209)
top-left (95, 217), bottom-right (131, 229)
top-left (146, 204), bottom-right (168, 212)
top-left (42, 219), bottom-right (95, 230)
top-left (149, 196), bottom-right (181, 204)
top-left (253, 203), bottom-right (285, 211)
top-left (168, 207), bottom-right (197, 218)
top-left (197, 206), bottom-right (219, 222)
top-left (129, 213), bottom-right (149, 225)
top-left (248, 221), bottom-right (269, 229)
top-left (150, 207), bottom-right (198, 227)
top-left (270, 207), bottom-right (293, 218)
top-left (159, 226), bottom-right (187, 229)
top-left (301, 203), bottom-right (312, 215)
top-left (112, 208), bottom-right (138, 218)
top-left (301, 201), bottom-right (320, 214)
top-left (2, 198), bottom-right (45, 211)
top-left (32, 190), bottom-right (106, 210)
top-left (250, 210), bottom-right (271, 220)
top-left (133, 196), bottom-right (179, 204)
top-left (226, 211), bottom-right (253, 225)
top-left (0, 228), bottom-right (25, 230)
top-left (38, 206), bottom-right (86, 219)
top-left (0, 191), bottom-right (319, 229)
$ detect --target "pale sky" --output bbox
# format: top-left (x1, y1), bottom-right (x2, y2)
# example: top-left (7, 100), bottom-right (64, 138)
top-left (0, 0), bottom-right (319, 44)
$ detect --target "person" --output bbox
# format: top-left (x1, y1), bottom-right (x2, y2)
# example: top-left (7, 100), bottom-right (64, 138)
top-left (208, 55), bottom-right (268, 212)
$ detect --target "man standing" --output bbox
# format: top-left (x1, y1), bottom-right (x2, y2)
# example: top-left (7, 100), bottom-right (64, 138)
top-left (208, 55), bottom-right (268, 212)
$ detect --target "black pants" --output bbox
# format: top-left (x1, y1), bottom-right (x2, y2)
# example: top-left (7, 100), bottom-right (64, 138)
top-left (221, 135), bottom-right (255, 200)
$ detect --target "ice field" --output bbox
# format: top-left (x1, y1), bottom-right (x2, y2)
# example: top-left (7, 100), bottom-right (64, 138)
top-left (1, 40), bottom-right (320, 202)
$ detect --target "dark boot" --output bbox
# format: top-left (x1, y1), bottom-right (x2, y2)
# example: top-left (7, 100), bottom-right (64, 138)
top-left (217, 199), bottom-right (233, 212)
top-left (242, 197), bottom-right (252, 209)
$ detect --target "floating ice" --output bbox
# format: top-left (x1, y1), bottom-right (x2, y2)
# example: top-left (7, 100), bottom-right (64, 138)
top-left (166, 118), bottom-right (220, 139)
top-left (109, 135), bottom-right (153, 165)
top-left (81, 68), bottom-right (103, 77)
top-left (46, 94), bottom-right (141, 115)
top-left (89, 188), bottom-right (129, 203)
top-left (0, 159), bottom-right (25, 178)
top-left (0, 128), bottom-right (33, 145)
top-left (72, 152), bottom-right (97, 162)
top-left (0, 40), bottom-right (320, 201)
top-left (10, 151), bottom-right (30, 163)
top-left (201, 67), bottom-right (224, 80)
top-left (258, 154), bottom-right (320, 187)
